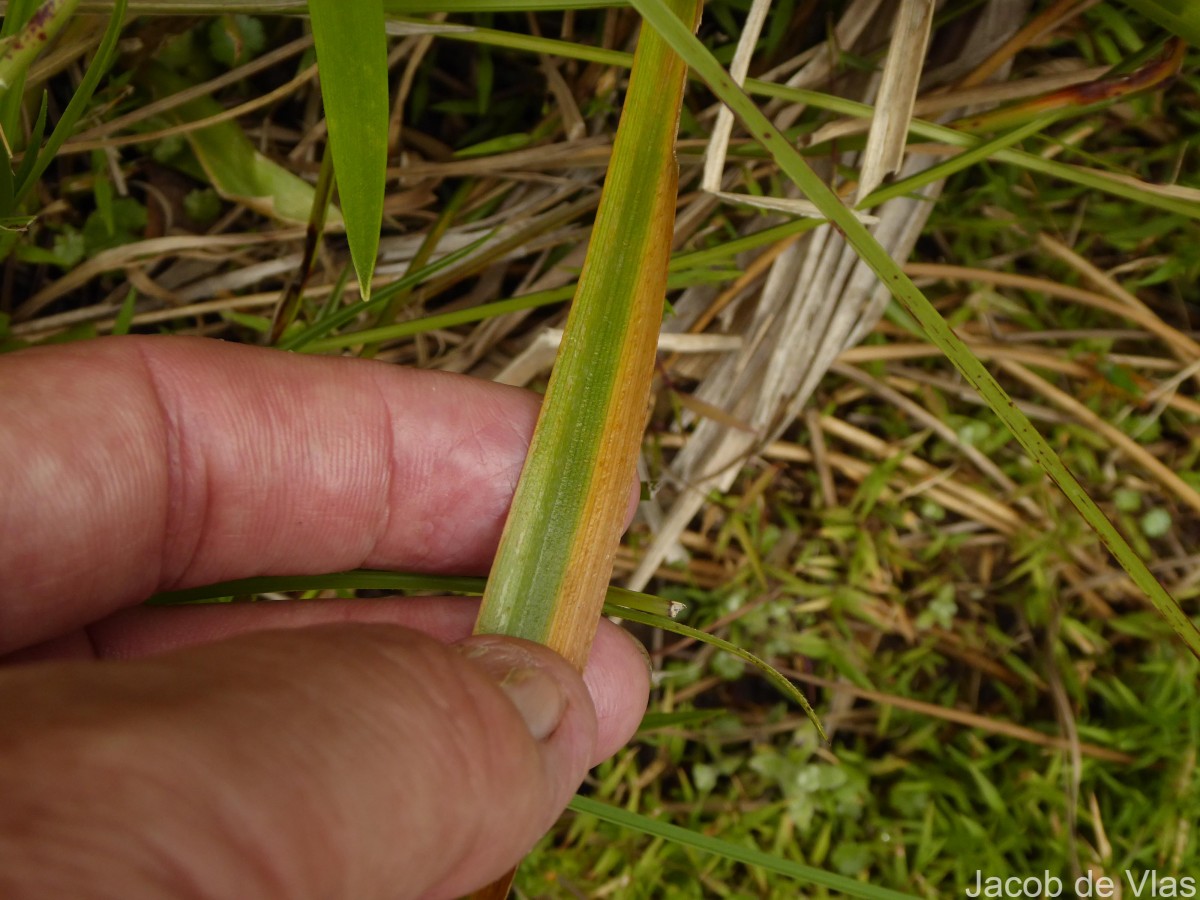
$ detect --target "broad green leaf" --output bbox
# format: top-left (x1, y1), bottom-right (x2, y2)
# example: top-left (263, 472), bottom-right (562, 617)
top-left (307, 0), bottom-right (388, 300)
top-left (629, 0), bottom-right (1200, 658)
top-left (145, 65), bottom-right (342, 226)
top-left (473, 0), bottom-right (701, 671)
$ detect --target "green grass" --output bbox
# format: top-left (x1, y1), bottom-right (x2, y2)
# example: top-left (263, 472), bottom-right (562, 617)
top-left (3, 1), bottom-right (1199, 896)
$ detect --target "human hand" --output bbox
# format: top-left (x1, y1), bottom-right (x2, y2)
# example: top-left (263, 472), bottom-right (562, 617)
top-left (0, 336), bottom-right (650, 899)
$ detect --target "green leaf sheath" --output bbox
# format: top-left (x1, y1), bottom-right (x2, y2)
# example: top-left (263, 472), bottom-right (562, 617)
top-left (0, 0), bottom-right (81, 98)
top-left (10, 0), bottom-right (126, 209)
top-left (630, 0), bottom-right (1200, 659)
top-left (306, 0), bottom-right (387, 299)
top-left (473, 0), bottom-right (699, 669)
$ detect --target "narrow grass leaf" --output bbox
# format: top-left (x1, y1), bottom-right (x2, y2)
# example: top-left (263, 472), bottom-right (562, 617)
top-left (307, 0), bottom-right (387, 300)
top-left (858, 113), bottom-right (1059, 209)
top-left (630, 0), bottom-right (1200, 659)
top-left (299, 269), bottom-right (734, 354)
top-left (0, 0), bottom-right (40, 39)
top-left (748, 81), bottom-right (1200, 221)
top-left (10, 93), bottom-right (46, 197)
top-left (1116, 0), bottom-right (1200, 46)
top-left (668, 220), bottom-right (819, 272)
top-left (269, 145), bottom-right (336, 344)
top-left (0, 135), bottom-right (12, 211)
top-left (568, 796), bottom-right (920, 899)
top-left (617, 606), bottom-right (826, 738)
top-left (370, 179), bottom-right (473, 336)
top-left (390, 21), bottom-right (1200, 221)
top-left (13, 0), bottom-right (126, 207)
top-left (147, 571), bottom-right (684, 621)
top-left (279, 228), bottom-right (497, 351)
top-left (148, 572), bottom-right (488, 604)
top-left (637, 709), bottom-right (721, 732)
top-left (111, 287), bottom-right (137, 336)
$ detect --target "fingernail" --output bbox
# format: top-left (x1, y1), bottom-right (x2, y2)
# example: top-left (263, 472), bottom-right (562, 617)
top-left (457, 641), bottom-right (567, 742)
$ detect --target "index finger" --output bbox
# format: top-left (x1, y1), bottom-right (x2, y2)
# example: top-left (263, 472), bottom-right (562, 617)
top-left (0, 336), bottom-right (541, 653)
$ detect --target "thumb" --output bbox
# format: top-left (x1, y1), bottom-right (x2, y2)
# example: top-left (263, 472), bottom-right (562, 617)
top-left (0, 625), bottom-right (622, 900)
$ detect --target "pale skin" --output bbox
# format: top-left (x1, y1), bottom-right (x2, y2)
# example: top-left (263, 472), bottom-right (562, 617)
top-left (0, 336), bottom-right (650, 899)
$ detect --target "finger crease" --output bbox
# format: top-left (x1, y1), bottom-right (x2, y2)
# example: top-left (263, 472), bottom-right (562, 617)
top-left (364, 368), bottom-right (396, 567)
top-left (134, 344), bottom-right (205, 591)
top-left (82, 621), bottom-right (102, 660)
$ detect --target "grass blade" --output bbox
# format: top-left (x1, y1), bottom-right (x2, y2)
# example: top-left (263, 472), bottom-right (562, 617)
top-left (150, 574), bottom-right (813, 728)
top-left (616, 606), bottom-right (825, 738)
top-left (385, 19), bottom-right (1200, 221)
top-left (10, 92), bottom-right (46, 196)
top-left (366, 178), bottom-right (474, 343)
top-left (269, 144), bottom-right (336, 344)
top-left (148, 571), bottom-right (684, 622)
top-left (307, 0), bottom-right (387, 299)
top-left (1116, 0), bottom-right (1200, 46)
top-left (297, 269), bottom-right (734, 354)
top-left (12, 0), bottom-right (126, 207)
top-left (749, 81), bottom-right (1200, 221)
top-left (857, 113), bottom-right (1059, 209)
top-left (568, 796), bottom-right (919, 899)
top-left (278, 228), bottom-right (496, 351)
top-left (630, 0), bottom-right (1200, 659)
